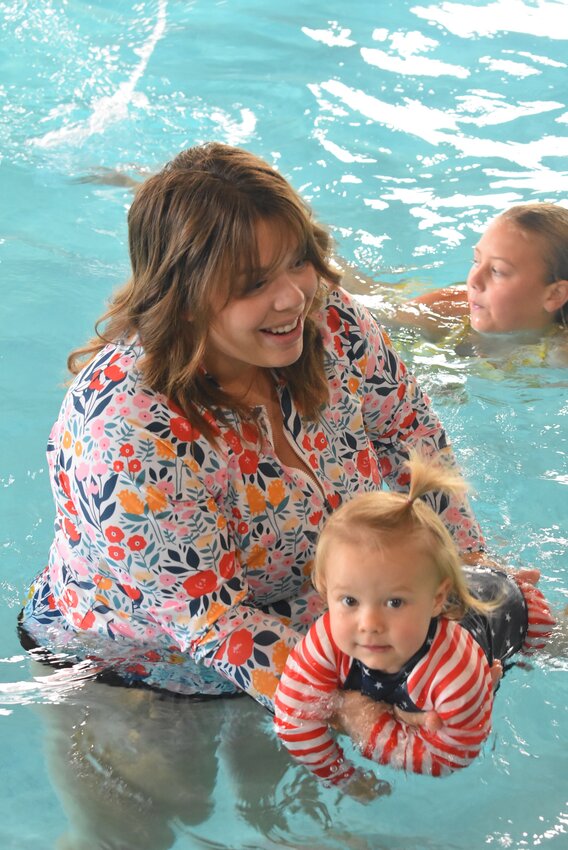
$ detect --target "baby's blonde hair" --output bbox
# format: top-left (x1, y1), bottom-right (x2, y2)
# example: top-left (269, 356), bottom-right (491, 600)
top-left (313, 452), bottom-right (495, 620)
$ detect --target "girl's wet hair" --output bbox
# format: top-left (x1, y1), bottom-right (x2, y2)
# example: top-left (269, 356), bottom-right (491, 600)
top-left (500, 203), bottom-right (568, 326)
top-left (313, 451), bottom-right (495, 620)
top-left (68, 143), bottom-right (341, 440)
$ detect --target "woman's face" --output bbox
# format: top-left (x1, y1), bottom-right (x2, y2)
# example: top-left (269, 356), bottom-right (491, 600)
top-left (204, 219), bottom-right (319, 390)
top-left (466, 217), bottom-right (558, 334)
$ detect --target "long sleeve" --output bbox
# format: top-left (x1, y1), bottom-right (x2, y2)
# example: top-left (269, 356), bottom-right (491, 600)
top-left (273, 613), bottom-right (356, 784)
top-left (363, 619), bottom-right (493, 776)
top-left (319, 289), bottom-right (485, 553)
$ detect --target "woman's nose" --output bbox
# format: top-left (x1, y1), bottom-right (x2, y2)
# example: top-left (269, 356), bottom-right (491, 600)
top-left (272, 274), bottom-right (305, 311)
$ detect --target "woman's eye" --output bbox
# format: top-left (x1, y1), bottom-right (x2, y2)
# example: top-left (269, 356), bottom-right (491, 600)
top-left (386, 598), bottom-right (404, 609)
top-left (291, 256), bottom-right (308, 270)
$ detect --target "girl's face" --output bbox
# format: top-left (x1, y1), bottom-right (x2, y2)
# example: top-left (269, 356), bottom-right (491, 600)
top-left (204, 219), bottom-right (319, 391)
top-left (467, 217), bottom-right (559, 334)
top-left (325, 537), bottom-right (450, 674)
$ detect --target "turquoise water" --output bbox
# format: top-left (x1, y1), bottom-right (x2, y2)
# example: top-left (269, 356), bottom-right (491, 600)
top-left (1, 1), bottom-right (567, 847)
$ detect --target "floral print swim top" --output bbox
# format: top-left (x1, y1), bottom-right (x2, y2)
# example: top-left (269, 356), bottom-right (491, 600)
top-left (21, 287), bottom-right (484, 708)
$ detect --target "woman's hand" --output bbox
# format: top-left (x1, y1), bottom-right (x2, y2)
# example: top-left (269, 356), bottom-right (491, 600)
top-left (341, 767), bottom-right (391, 804)
top-left (331, 690), bottom-right (442, 747)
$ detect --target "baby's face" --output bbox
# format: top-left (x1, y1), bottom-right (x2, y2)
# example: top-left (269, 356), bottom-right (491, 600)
top-left (466, 217), bottom-right (554, 334)
top-left (325, 538), bottom-right (449, 674)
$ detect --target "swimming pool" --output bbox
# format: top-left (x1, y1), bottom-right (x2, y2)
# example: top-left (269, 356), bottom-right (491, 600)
top-left (1, 0), bottom-right (567, 847)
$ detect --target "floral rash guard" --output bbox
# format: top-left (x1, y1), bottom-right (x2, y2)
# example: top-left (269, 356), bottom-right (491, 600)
top-left (21, 287), bottom-right (484, 708)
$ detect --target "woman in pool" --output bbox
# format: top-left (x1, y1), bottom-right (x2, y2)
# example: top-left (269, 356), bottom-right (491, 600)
top-left (389, 204), bottom-right (568, 364)
top-left (20, 142), bottom-right (486, 721)
top-left (274, 452), bottom-right (555, 799)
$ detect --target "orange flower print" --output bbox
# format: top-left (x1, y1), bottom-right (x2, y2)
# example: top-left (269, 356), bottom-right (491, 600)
top-left (118, 490), bottom-right (146, 515)
top-left (267, 479), bottom-right (286, 507)
top-left (272, 640), bottom-right (291, 675)
top-left (251, 669), bottom-right (279, 699)
top-left (145, 484), bottom-right (168, 512)
top-left (248, 545), bottom-right (267, 568)
top-left (348, 377), bottom-right (360, 394)
top-left (155, 438), bottom-right (177, 459)
top-left (246, 484), bottom-right (266, 515)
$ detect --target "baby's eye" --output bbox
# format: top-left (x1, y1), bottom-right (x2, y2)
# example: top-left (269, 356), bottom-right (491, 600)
top-left (491, 266), bottom-right (505, 277)
top-left (386, 598), bottom-right (404, 609)
top-left (341, 596), bottom-right (358, 608)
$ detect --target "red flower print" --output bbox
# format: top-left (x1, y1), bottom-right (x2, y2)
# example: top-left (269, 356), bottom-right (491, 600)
top-left (105, 526), bottom-right (125, 543)
top-left (113, 460), bottom-right (124, 472)
top-left (88, 370), bottom-right (104, 391)
top-left (59, 470), bottom-right (71, 499)
top-left (170, 416), bottom-right (200, 442)
top-left (232, 507), bottom-right (242, 519)
top-left (241, 422), bottom-right (259, 444)
top-left (309, 453), bottom-right (318, 470)
top-left (63, 588), bottom-right (78, 608)
top-left (108, 545), bottom-right (125, 561)
top-left (327, 493), bottom-right (341, 510)
top-left (237, 521), bottom-right (248, 535)
top-left (239, 449), bottom-right (259, 475)
top-left (219, 552), bottom-right (236, 579)
top-left (333, 336), bottom-right (344, 357)
top-left (314, 432), bottom-right (327, 450)
top-left (183, 570), bottom-right (218, 598)
top-left (78, 610), bottom-right (95, 630)
top-left (47, 594), bottom-right (56, 610)
top-left (227, 628), bottom-right (254, 665)
top-left (224, 429), bottom-right (243, 454)
top-left (327, 307), bottom-right (341, 332)
top-left (128, 459), bottom-right (141, 473)
top-left (144, 650), bottom-right (161, 662)
top-left (379, 457), bottom-right (392, 477)
top-left (309, 510), bottom-right (323, 526)
top-left (64, 517), bottom-right (80, 542)
top-left (64, 499), bottom-right (78, 516)
top-left (124, 664), bottom-right (148, 677)
top-left (400, 411), bottom-right (416, 430)
top-left (356, 449), bottom-right (371, 478)
top-left (122, 584), bottom-right (142, 600)
top-left (127, 535), bottom-right (147, 551)
top-left (302, 435), bottom-right (312, 451)
top-left (104, 364), bottom-right (126, 382)
top-left (119, 443), bottom-right (135, 457)
top-left (398, 471), bottom-right (411, 487)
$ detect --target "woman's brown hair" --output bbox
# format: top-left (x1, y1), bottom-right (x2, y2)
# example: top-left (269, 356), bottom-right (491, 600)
top-left (68, 142), bottom-right (341, 440)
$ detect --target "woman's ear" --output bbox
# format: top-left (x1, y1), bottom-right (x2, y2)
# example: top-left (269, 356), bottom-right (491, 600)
top-left (432, 578), bottom-right (452, 616)
top-left (544, 280), bottom-right (568, 315)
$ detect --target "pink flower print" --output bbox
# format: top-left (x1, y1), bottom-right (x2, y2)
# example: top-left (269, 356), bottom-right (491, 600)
top-left (343, 460), bottom-right (356, 476)
top-left (297, 539), bottom-right (310, 552)
top-left (111, 621), bottom-right (136, 639)
top-left (106, 406), bottom-right (116, 415)
top-left (75, 462), bottom-right (89, 481)
top-left (204, 474), bottom-right (215, 489)
top-left (99, 437), bottom-right (110, 451)
top-left (445, 507), bottom-right (463, 525)
top-left (119, 355), bottom-right (135, 369)
top-left (159, 573), bottom-right (178, 587)
top-left (158, 480), bottom-right (174, 496)
top-left (115, 393), bottom-right (127, 405)
top-left (307, 594), bottom-right (324, 616)
top-left (137, 411), bottom-right (152, 423)
top-left (133, 394), bottom-right (152, 409)
top-left (120, 406), bottom-right (130, 417)
top-left (215, 469), bottom-right (228, 486)
top-left (329, 377), bottom-right (341, 391)
top-left (260, 532), bottom-right (276, 547)
top-left (92, 461), bottom-right (108, 476)
top-left (90, 419), bottom-right (106, 439)
top-left (88, 481), bottom-right (99, 495)
top-left (282, 556), bottom-right (294, 568)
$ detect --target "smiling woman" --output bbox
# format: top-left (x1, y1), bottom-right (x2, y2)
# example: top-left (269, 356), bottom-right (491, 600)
top-left (19, 142), bottom-right (486, 731)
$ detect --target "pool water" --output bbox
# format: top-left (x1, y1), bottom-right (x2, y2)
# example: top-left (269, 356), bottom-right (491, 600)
top-left (1, 1), bottom-right (567, 848)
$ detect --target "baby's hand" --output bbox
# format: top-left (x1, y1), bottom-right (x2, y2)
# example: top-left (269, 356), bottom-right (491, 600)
top-left (392, 706), bottom-right (442, 732)
top-left (342, 768), bottom-right (391, 804)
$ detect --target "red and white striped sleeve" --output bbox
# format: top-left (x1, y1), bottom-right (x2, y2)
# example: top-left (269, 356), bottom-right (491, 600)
top-left (273, 612), bottom-right (355, 784)
top-left (363, 619), bottom-right (494, 776)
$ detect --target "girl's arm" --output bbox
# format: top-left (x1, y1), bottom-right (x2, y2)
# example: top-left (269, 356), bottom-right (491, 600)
top-left (337, 621), bottom-right (493, 776)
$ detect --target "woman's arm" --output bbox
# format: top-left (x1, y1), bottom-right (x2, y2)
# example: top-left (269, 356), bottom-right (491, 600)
top-left (327, 289), bottom-right (485, 553)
